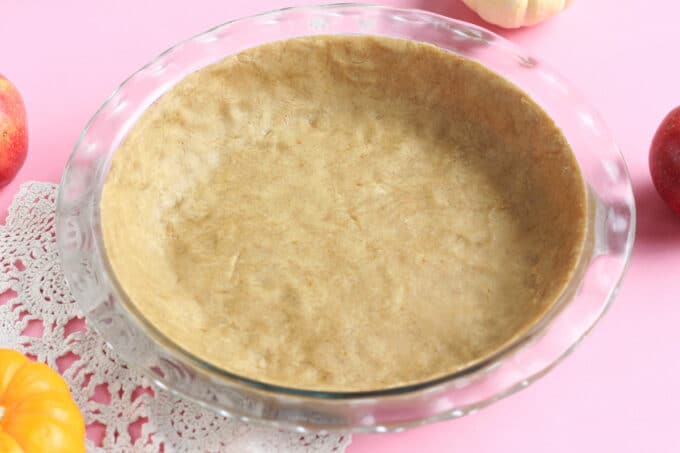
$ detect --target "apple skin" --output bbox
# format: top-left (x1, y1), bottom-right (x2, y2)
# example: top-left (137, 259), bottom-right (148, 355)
top-left (0, 74), bottom-right (28, 188)
top-left (650, 106), bottom-right (680, 217)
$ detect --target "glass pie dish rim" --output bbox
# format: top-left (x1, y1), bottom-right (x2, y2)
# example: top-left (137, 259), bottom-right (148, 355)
top-left (56, 2), bottom-right (636, 430)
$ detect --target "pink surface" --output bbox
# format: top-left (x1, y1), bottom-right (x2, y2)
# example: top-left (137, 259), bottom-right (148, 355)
top-left (1, 1), bottom-right (679, 451)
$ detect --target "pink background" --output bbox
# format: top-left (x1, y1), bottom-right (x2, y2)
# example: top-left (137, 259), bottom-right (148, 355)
top-left (2, 1), bottom-right (679, 451)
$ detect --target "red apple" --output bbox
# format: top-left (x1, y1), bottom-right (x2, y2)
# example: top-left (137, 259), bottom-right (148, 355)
top-left (650, 106), bottom-right (680, 217)
top-left (0, 74), bottom-right (28, 188)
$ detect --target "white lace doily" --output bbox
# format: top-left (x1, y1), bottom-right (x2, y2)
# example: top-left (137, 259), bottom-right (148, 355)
top-left (0, 182), bottom-right (351, 453)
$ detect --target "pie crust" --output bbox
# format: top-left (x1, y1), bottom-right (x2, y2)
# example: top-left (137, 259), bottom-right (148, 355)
top-left (101, 36), bottom-right (586, 391)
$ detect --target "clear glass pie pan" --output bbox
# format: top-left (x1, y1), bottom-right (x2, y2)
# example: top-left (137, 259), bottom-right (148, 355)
top-left (56, 4), bottom-right (635, 433)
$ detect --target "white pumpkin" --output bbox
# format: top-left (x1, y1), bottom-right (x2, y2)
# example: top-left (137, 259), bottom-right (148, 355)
top-left (461, 0), bottom-right (571, 28)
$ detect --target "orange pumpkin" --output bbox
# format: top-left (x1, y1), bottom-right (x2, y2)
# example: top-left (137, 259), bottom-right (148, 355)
top-left (0, 349), bottom-right (85, 453)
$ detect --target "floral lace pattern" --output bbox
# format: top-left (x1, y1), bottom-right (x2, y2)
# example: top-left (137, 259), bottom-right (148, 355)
top-left (0, 182), bottom-right (351, 453)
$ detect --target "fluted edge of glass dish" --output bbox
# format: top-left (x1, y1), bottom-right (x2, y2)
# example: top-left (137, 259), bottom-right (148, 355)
top-left (56, 3), bottom-right (635, 433)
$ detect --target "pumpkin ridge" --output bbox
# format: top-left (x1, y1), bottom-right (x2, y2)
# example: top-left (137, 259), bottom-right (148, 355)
top-left (0, 349), bottom-right (84, 452)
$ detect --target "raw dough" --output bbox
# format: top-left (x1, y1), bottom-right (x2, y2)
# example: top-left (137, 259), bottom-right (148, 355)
top-left (101, 36), bottom-right (586, 391)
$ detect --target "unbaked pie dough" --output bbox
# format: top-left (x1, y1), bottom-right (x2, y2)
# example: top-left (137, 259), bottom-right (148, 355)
top-left (100, 35), bottom-right (586, 392)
